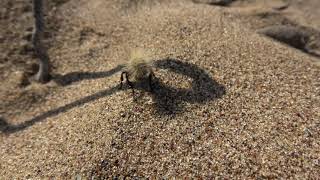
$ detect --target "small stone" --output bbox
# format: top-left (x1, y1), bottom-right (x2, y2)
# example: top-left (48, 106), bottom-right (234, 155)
top-left (120, 111), bottom-right (126, 118)
top-left (304, 128), bottom-right (312, 137)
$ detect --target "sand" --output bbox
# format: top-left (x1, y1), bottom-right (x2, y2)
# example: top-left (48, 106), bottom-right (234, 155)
top-left (0, 0), bottom-right (319, 178)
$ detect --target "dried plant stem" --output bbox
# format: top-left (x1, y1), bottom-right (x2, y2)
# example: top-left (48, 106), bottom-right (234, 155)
top-left (32, 0), bottom-right (50, 83)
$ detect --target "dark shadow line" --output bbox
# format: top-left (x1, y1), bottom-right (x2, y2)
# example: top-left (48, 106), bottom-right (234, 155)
top-left (1, 85), bottom-right (120, 134)
top-left (54, 65), bottom-right (124, 86)
top-left (1, 65), bottom-right (124, 134)
top-left (257, 25), bottom-right (320, 59)
top-left (192, 0), bottom-right (235, 6)
top-left (308, 51), bottom-right (320, 58)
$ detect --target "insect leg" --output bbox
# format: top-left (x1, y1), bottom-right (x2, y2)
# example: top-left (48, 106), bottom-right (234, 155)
top-left (120, 71), bottom-right (127, 89)
top-left (125, 73), bottom-right (135, 96)
top-left (148, 73), bottom-right (153, 92)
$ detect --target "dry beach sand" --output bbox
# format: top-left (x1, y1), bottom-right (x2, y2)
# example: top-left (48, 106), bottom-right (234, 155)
top-left (0, 0), bottom-right (320, 178)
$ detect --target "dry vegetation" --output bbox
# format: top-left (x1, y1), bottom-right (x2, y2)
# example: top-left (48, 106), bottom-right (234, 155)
top-left (0, 0), bottom-right (319, 178)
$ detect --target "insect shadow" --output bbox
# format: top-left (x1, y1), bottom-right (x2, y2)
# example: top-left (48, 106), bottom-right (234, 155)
top-left (133, 58), bottom-right (226, 116)
top-left (1, 58), bottom-right (225, 134)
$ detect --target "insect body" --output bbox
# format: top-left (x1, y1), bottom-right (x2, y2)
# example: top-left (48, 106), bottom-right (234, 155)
top-left (120, 49), bottom-right (154, 95)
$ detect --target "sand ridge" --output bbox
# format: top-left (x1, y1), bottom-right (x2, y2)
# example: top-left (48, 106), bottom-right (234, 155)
top-left (0, 0), bottom-right (320, 178)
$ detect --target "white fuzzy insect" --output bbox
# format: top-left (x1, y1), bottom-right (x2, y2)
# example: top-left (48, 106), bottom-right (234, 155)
top-left (120, 49), bottom-right (155, 94)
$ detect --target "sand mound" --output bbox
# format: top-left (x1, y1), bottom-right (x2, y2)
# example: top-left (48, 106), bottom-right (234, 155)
top-left (1, 0), bottom-right (319, 178)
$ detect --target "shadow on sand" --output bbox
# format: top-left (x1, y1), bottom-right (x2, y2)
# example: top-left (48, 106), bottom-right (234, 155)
top-left (53, 65), bottom-right (124, 86)
top-left (135, 58), bottom-right (226, 116)
top-left (1, 58), bottom-right (226, 134)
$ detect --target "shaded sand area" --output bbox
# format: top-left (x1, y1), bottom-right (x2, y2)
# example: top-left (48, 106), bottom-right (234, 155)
top-left (0, 0), bottom-right (319, 178)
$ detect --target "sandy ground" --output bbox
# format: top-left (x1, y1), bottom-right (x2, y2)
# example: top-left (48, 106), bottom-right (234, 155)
top-left (0, 0), bottom-right (320, 178)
